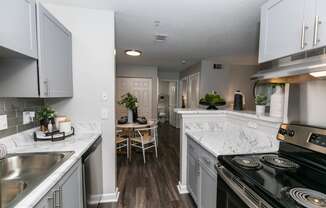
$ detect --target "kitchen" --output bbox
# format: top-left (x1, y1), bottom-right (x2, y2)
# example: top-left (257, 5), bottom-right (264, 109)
top-left (1, 0), bottom-right (326, 208)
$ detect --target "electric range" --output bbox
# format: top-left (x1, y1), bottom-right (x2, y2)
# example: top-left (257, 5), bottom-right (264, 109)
top-left (216, 123), bottom-right (326, 208)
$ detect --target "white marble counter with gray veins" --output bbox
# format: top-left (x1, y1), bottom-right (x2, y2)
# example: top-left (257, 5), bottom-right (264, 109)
top-left (186, 118), bottom-right (280, 157)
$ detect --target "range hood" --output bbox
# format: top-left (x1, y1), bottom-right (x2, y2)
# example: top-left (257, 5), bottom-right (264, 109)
top-left (252, 48), bottom-right (326, 83)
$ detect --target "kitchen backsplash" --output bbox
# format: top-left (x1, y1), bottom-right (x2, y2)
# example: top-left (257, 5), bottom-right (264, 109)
top-left (0, 98), bottom-right (44, 139)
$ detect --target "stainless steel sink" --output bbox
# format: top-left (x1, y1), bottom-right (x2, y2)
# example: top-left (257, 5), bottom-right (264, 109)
top-left (0, 151), bottom-right (74, 208)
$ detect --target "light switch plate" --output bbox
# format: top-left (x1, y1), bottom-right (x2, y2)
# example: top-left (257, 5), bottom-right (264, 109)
top-left (23, 111), bottom-right (35, 125)
top-left (0, 115), bottom-right (8, 131)
top-left (101, 108), bottom-right (109, 120)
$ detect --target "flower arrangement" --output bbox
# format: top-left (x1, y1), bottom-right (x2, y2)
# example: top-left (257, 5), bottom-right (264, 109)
top-left (118, 93), bottom-right (138, 110)
top-left (199, 91), bottom-right (226, 110)
top-left (255, 95), bottom-right (267, 106)
top-left (37, 105), bottom-right (56, 131)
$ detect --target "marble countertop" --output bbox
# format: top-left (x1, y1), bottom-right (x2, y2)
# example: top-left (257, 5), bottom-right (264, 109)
top-left (175, 108), bottom-right (283, 123)
top-left (0, 128), bottom-right (101, 208)
top-left (186, 130), bottom-right (279, 158)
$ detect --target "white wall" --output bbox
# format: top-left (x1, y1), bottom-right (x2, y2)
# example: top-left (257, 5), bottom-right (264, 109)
top-left (42, 4), bottom-right (118, 201)
top-left (289, 80), bottom-right (326, 128)
top-left (116, 64), bottom-right (158, 118)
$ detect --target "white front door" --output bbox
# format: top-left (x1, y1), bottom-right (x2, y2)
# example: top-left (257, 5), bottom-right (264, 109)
top-left (116, 77), bottom-right (153, 120)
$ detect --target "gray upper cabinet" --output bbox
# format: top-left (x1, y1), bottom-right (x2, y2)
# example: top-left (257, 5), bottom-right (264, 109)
top-left (314, 0), bottom-right (326, 49)
top-left (258, 0), bottom-right (325, 63)
top-left (259, 0), bottom-right (308, 63)
top-left (37, 3), bottom-right (73, 98)
top-left (0, 0), bottom-right (38, 58)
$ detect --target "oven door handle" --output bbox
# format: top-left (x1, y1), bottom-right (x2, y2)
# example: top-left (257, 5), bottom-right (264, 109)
top-left (217, 165), bottom-right (273, 208)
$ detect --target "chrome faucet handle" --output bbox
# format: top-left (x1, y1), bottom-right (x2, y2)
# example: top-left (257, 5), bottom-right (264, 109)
top-left (0, 144), bottom-right (7, 159)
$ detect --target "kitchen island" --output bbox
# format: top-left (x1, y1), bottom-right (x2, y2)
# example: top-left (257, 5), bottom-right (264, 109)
top-left (175, 108), bottom-right (282, 195)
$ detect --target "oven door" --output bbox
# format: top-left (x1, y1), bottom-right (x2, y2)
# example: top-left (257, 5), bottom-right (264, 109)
top-left (216, 165), bottom-right (273, 208)
top-left (217, 175), bottom-right (249, 208)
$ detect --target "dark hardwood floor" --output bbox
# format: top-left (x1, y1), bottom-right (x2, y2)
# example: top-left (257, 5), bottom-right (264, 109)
top-left (100, 123), bottom-right (196, 208)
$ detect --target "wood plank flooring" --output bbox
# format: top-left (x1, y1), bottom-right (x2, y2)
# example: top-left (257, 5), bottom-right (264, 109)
top-left (100, 124), bottom-right (196, 208)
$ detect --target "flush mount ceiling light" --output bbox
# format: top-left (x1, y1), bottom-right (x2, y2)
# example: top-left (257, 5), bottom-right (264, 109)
top-left (310, 70), bottom-right (326, 77)
top-left (125, 49), bottom-right (142, 57)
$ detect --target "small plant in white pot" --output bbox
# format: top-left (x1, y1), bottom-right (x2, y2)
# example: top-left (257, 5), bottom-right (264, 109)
top-left (255, 95), bottom-right (267, 116)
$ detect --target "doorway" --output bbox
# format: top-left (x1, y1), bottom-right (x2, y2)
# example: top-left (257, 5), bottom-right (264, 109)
top-left (158, 80), bottom-right (178, 127)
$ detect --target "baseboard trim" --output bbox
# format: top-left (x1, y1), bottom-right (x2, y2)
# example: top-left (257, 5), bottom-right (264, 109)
top-left (177, 181), bottom-right (189, 194)
top-left (100, 188), bottom-right (120, 203)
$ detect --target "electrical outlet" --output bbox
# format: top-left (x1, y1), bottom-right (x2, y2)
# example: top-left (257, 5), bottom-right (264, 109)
top-left (23, 111), bottom-right (35, 125)
top-left (0, 115), bottom-right (8, 130)
top-left (101, 108), bottom-right (109, 120)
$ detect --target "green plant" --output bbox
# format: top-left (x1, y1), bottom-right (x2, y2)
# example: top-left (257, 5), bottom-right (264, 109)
top-left (37, 105), bottom-right (55, 121)
top-left (199, 91), bottom-right (225, 106)
top-left (118, 93), bottom-right (138, 110)
top-left (255, 95), bottom-right (267, 105)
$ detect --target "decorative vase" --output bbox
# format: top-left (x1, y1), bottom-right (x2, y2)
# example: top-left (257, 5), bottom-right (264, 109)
top-left (256, 105), bottom-right (266, 116)
top-left (40, 118), bottom-right (49, 132)
top-left (132, 108), bottom-right (138, 122)
top-left (270, 86), bottom-right (284, 118)
top-left (127, 109), bottom-right (133, 123)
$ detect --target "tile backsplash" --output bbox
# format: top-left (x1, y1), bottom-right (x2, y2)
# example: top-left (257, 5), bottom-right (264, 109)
top-left (0, 98), bottom-right (44, 139)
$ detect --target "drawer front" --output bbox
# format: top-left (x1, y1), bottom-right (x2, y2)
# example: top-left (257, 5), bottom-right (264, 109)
top-left (199, 146), bottom-right (217, 172)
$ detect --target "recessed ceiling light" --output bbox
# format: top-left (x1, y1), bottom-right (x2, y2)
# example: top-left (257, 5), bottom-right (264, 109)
top-left (181, 60), bottom-right (187, 64)
top-left (125, 49), bottom-right (142, 57)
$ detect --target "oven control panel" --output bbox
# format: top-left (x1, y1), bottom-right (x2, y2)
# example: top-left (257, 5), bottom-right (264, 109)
top-left (277, 124), bottom-right (326, 154)
top-left (309, 133), bottom-right (326, 147)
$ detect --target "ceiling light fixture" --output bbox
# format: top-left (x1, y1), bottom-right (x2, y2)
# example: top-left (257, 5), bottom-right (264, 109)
top-left (310, 70), bottom-right (326, 78)
top-left (125, 49), bottom-right (142, 57)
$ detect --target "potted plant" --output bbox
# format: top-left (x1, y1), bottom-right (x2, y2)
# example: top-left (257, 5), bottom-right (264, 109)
top-left (118, 93), bottom-right (138, 123)
top-left (37, 105), bottom-right (56, 132)
top-left (199, 91), bottom-right (226, 110)
top-left (255, 95), bottom-right (267, 116)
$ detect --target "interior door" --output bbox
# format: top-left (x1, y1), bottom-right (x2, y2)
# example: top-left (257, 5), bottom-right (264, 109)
top-left (259, 0), bottom-right (308, 63)
top-left (116, 77), bottom-right (153, 119)
top-left (168, 81), bottom-right (177, 127)
top-left (187, 73), bottom-right (200, 109)
top-left (314, 0), bottom-right (326, 48)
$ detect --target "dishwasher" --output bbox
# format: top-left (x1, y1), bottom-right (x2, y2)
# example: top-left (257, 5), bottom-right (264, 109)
top-left (82, 136), bottom-right (103, 208)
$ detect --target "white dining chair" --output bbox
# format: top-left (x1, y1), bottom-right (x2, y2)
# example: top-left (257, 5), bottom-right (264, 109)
top-left (116, 129), bottom-right (129, 159)
top-left (130, 125), bottom-right (158, 164)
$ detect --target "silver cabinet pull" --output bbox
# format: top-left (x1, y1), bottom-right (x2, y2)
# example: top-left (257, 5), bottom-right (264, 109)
top-left (313, 16), bottom-right (322, 46)
top-left (203, 157), bottom-right (211, 166)
top-left (301, 23), bottom-right (308, 49)
top-left (43, 80), bottom-right (49, 97)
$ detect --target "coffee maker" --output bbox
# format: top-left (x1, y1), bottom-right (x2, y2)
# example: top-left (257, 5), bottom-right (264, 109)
top-left (233, 90), bottom-right (245, 111)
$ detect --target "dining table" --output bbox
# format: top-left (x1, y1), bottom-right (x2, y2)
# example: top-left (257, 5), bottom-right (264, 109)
top-left (116, 120), bottom-right (155, 160)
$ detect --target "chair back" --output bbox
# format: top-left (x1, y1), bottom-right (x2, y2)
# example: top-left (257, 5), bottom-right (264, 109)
top-left (136, 125), bottom-right (158, 143)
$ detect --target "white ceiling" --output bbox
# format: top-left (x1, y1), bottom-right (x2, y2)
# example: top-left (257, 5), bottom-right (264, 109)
top-left (42, 0), bottom-right (267, 71)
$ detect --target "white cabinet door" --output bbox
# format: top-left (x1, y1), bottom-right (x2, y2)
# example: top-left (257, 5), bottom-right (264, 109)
top-left (37, 3), bottom-right (73, 98)
top-left (199, 161), bottom-right (217, 208)
top-left (314, 0), bottom-right (326, 48)
top-left (259, 0), bottom-right (310, 63)
top-left (60, 161), bottom-right (83, 208)
top-left (0, 0), bottom-right (38, 58)
top-left (187, 153), bottom-right (199, 204)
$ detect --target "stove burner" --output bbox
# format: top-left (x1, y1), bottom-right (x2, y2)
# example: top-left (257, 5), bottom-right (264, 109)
top-left (261, 155), bottom-right (300, 169)
top-left (290, 188), bottom-right (326, 208)
top-left (232, 157), bottom-right (261, 169)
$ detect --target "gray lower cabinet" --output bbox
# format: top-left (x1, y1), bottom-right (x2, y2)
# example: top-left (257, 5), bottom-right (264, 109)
top-left (35, 159), bottom-right (83, 208)
top-left (199, 160), bottom-right (217, 208)
top-left (0, 0), bottom-right (38, 58)
top-left (187, 136), bottom-right (218, 208)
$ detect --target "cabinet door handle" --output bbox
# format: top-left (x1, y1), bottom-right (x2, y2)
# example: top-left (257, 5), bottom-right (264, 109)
top-left (313, 16), bottom-right (322, 46)
top-left (43, 80), bottom-right (50, 97)
top-left (301, 23), bottom-right (308, 49)
top-left (203, 157), bottom-right (211, 166)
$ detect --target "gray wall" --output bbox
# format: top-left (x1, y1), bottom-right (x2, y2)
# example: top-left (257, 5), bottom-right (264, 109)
top-left (158, 71), bottom-right (179, 80)
top-left (200, 60), bottom-right (258, 110)
top-left (0, 98), bottom-right (44, 138)
top-left (116, 64), bottom-right (158, 118)
top-left (288, 79), bottom-right (326, 128)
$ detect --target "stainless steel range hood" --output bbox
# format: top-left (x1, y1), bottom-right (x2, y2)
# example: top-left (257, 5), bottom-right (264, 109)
top-left (252, 49), bottom-right (326, 83)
